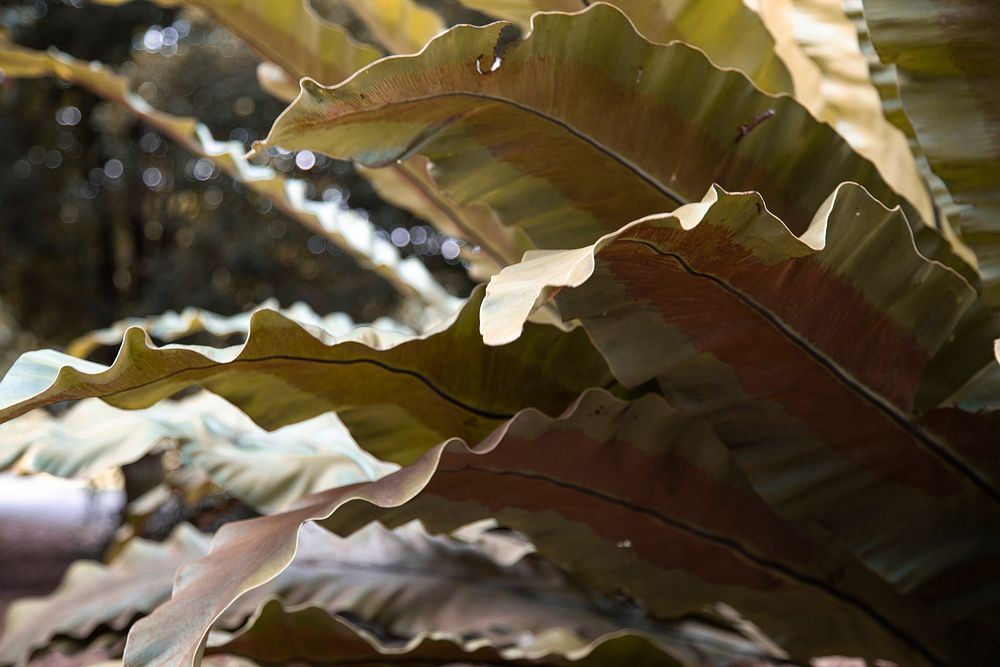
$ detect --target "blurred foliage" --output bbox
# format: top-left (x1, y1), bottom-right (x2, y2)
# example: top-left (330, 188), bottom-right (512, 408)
top-left (0, 0), bottom-right (471, 352)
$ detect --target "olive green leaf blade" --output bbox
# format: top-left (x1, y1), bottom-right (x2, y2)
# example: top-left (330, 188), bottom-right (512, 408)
top-left (861, 0), bottom-right (1000, 304)
top-left (753, 0), bottom-right (951, 258)
top-left (258, 3), bottom-right (930, 255)
top-left (340, 0), bottom-right (445, 56)
top-left (0, 290), bottom-right (613, 466)
top-left (457, 0), bottom-right (794, 95)
top-left (0, 524), bottom-right (211, 666)
top-left (124, 390), bottom-right (959, 667)
top-left (479, 184), bottom-right (1000, 637)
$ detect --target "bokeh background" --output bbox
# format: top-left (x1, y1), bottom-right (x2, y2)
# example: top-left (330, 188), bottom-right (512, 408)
top-left (0, 0), bottom-right (486, 627)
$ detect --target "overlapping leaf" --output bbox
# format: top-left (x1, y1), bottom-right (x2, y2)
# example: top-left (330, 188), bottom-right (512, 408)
top-left (0, 40), bottom-right (458, 318)
top-left (357, 157), bottom-right (535, 279)
top-left (0, 291), bottom-right (613, 465)
top-left (211, 598), bottom-right (690, 667)
top-left (340, 0), bottom-right (444, 57)
top-left (479, 183), bottom-right (1000, 642)
top-left (750, 0), bottom-right (946, 256)
top-left (66, 302), bottom-right (411, 359)
top-left (222, 521), bottom-right (771, 664)
top-left (259, 3), bottom-right (964, 274)
top-left (0, 393), bottom-right (392, 512)
top-left (458, 0), bottom-right (794, 95)
top-left (861, 0), bottom-right (1000, 304)
top-left (124, 389), bottom-right (958, 666)
top-left (0, 524), bottom-right (210, 666)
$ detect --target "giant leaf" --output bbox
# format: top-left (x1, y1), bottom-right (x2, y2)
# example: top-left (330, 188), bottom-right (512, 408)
top-left (861, 0), bottom-right (1000, 304)
top-left (259, 3), bottom-right (964, 273)
top-left (0, 290), bottom-right (613, 465)
top-left (124, 390), bottom-right (959, 666)
top-left (479, 184), bottom-right (1000, 638)
top-left (0, 40), bottom-right (458, 319)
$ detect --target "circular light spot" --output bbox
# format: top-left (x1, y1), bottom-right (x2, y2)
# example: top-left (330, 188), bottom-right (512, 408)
top-left (233, 96), bottom-right (255, 117)
top-left (104, 158), bottom-right (124, 179)
top-left (294, 150), bottom-right (316, 170)
top-left (55, 105), bottom-right (81, 126)
top-left (60, 204), bottom-right (79, 224)
top-left (307, 235), bottom-right (327, 254)
top-left (143, 28), bottom-right (164, 51)
top-left (13, 159), bottom-right (30, 179)
top-left (192, 158), bottom-right (214, 181)
top-left (142, 167), bottom-right (164, 189)
top-left (390, 227), bottom-right (410, 247)
top-left (441, 239), bottom-right (461, 260)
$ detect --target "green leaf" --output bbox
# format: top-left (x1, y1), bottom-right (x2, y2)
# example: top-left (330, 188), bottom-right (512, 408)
top-left (861, 0), bottom-right (1000, 304)
top-left (0, 290), bottom-right (613, 466)
top-left (479, 183), bottom-right (1000, 641)
top-left (123, 390), bottom-right (957, 666)
top-left (258, 3), bottom-right (949, 266)
top-left (458, 0), bottom-right (794, 95)
top-left (340, 0), bottom-right (445, 56)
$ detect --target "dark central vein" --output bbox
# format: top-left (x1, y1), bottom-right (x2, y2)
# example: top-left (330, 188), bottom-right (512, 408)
top-left (90, 354), bottom-right (515, 421)
top-left (437, 464), bottom-right (947, 667)
top-left (621, 238), bottom-right (1000, 507)
top-left (287, 91), bottom-right (689, 208)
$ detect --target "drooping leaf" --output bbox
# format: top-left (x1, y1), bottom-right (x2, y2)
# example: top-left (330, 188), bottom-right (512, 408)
top-left (0, 40), bottom-right (458, 319)
top-left (220, 521), bottom-right (775, 665)
top-left (258, 3), bottom-right (954, 270)
top-left (0, 525), bottom-right (210, 666)
top-left (479, 184), bottom-right (1000, 638)
top-left (750, 0), bottom-right (959, 266)
top-left (210, 598), bottom-right (693, 667)
top-left (66, 302), bottom-right (411, 359)
top-left (861, 0), bottom-right (1000, 304)
top-left (0, 393), bottom-right (392, 512)
top-left (842, 0), bottom-right (972, 250)
top-left (124, 390), bottom-right (958, 666)
top-left (0, 290), bottom-right (613, 466)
